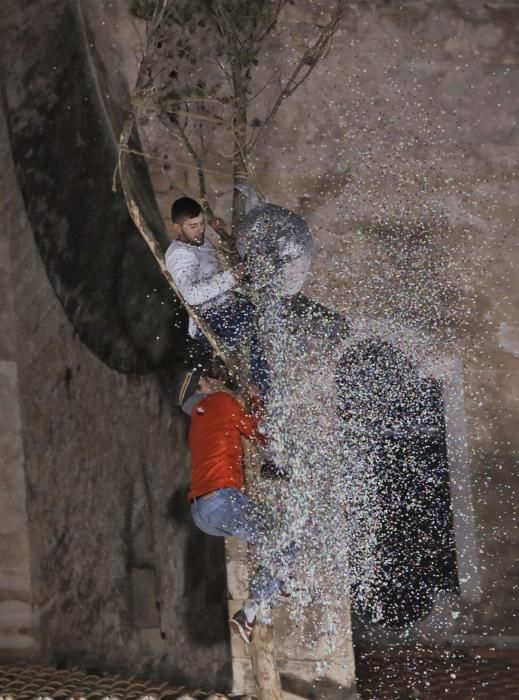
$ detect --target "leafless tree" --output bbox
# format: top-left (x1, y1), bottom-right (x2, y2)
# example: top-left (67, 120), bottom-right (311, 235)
top-left (115, 6), bottom-right (348, 692)
top-left (120, 0), bottom-right (346, 233)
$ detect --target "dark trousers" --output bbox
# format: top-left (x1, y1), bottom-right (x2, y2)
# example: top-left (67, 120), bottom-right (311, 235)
top-left (196, 298), bottom-right (270, 396)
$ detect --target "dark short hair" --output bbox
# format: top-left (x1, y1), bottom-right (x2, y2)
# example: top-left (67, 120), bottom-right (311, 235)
top-left (202, 357), bottom-right (238, 392)
top-left (171, 197), bottom-right (202, 223)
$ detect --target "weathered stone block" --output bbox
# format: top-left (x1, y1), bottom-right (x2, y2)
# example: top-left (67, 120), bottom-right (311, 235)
top-left (225, 537), bottom-right (248, 563)
top-left (230, 656), bottom-right (256, 697)
top-left (131, 568), bottom-right (160, 628)
top-left (272, 603), bottom-right (353, 663)
top-left (0, 600), bottom-right (32, 635)
top-left (138, 626), bottom-right (168, 656)
top-left (225, 559), bottom-right (249, 601)
top-left (278, 658), bottom-right (356, 700)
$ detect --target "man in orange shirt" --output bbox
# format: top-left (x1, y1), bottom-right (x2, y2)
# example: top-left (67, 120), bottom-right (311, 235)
top-left (174, 365), bottom-right (289, 644)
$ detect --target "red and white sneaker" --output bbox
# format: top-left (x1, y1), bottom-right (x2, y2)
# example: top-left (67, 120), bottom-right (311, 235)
top-left (229, 608), bottom-right (256, 644)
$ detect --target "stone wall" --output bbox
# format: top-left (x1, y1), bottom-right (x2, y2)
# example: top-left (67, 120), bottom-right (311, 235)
top-left (0, 0), bottom-right (231, 690)
top-left (0, 109), bottom-right (34, 660)
top-left (138, 0), bottom-right (519, 645)
top-left (0, 1), bottom-right (518, 696)
top-left (0, 110), bottom-right (231, 687)
top-left (259, 0), bottom-right (519, 644)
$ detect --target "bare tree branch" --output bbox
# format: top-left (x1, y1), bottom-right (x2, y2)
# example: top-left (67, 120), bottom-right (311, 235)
top-left (118, 3), bottom-right (346, 695)
top-left (163, 113), bottom-right (236, 256)
top-left (213, 0), bottom-right (241, 48)
top-left (252, 0), bottom-right (346, 146)
top-left (114, 1), bottom-right (239, 373)
top-left (254, 0), bottom-right (288, 45)
top-left (119, 141), bottom-right (229, 177)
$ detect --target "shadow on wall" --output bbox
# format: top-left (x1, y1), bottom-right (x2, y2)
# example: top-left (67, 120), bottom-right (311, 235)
top-left (0, 1), bottom-right (232, 689)
top-left (168, 485), bottom-right (229, 647)
top-left (1, 1), bottom-right (187, 373)
top-left (337, 339), bottom-right (459, 629)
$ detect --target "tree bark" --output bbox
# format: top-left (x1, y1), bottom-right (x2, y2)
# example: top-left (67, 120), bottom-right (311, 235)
top-left (250, 622), bottom-right (284, 700)
top-left (231, 64), bottom-right (250, 230)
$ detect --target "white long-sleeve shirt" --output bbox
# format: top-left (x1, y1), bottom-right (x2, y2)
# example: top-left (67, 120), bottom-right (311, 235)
top-left (165, 239), bottom-right (237, 337)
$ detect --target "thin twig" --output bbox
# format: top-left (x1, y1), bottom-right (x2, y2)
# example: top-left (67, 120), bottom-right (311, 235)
top-left (135, 95), bottom-right (224, 104)
top-left (248, 67), bottom-right (282, 104)
top-left (213, 0), bottom-right (241, 48)
top-left (254, 0), bottom-right (287, 45)
top-left (165, 108), bottom-right (225, 123)
top-left (252, 0), bottom-right (346, 147)
top-left (115, 0), bottom-right (236, 369)
top-left (133, 97), bottom-right (225, 123)
top-left (121, 143), bottom-right (231, 177)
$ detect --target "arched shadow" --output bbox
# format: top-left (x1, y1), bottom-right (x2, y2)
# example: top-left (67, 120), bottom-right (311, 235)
top-left (2, 2), bottom-right (187, 373)
top-left (336, 339), bottom-right (459, 628)
top-left (167, 485), bottom-right (229, 647)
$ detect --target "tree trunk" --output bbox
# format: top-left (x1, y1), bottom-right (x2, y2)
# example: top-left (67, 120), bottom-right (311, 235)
top-left (250, 623), bottom-right (284, 700)
top-left (231, 65), bottom-right (249, 230)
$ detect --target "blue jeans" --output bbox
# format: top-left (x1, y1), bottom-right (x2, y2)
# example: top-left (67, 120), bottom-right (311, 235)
top-left (191, 487), bottom-right (282, 603)
top-left (197, 299), bottom-right (270, 397)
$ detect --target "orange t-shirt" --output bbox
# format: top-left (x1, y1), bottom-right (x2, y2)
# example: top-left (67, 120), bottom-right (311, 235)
top-left (188, 392), bottom-right (264, 500)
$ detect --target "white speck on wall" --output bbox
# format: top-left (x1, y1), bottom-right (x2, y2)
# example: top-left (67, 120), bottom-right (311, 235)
top-left (498, 322), bottom-right (519, 357)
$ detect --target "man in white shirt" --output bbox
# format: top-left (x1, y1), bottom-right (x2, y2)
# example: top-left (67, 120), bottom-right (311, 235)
top-left (165, 197), bottom-right (269, 395)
